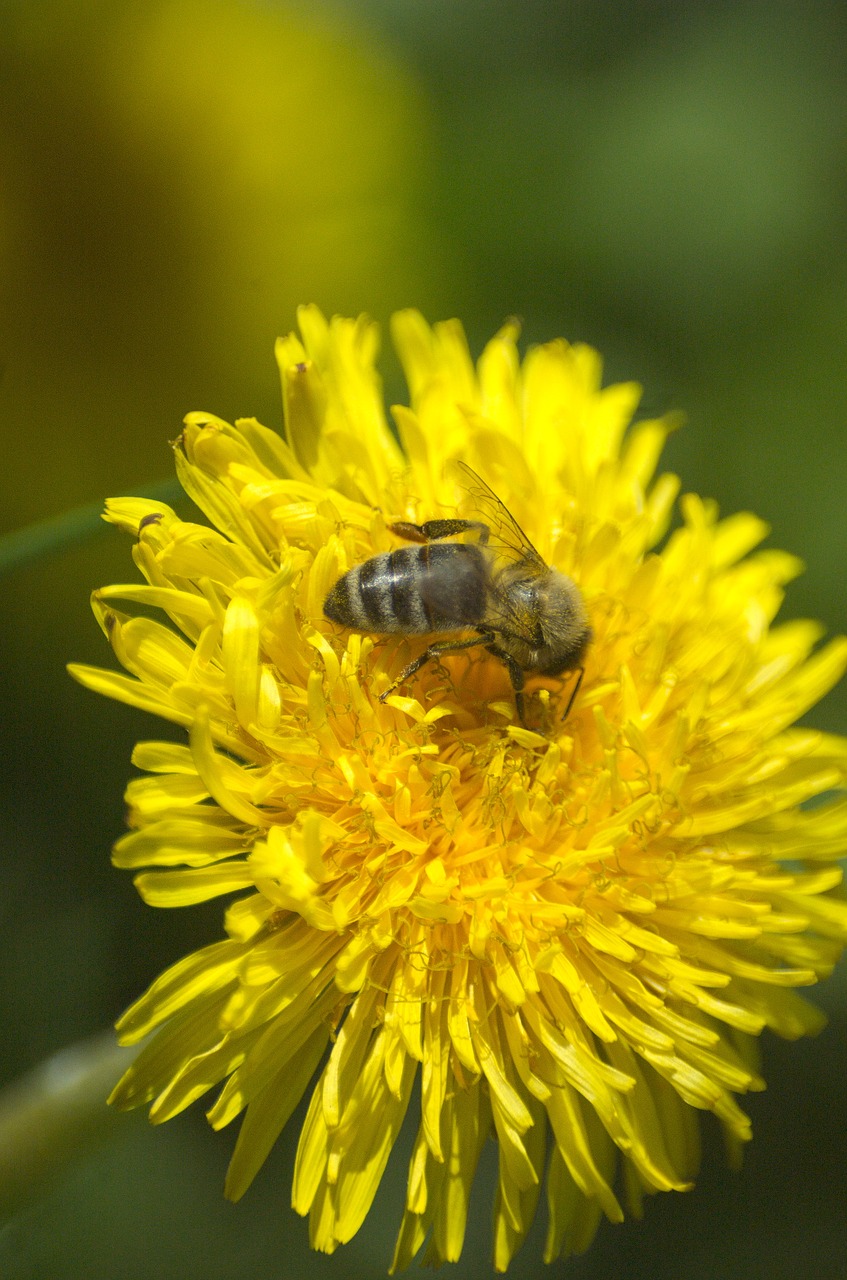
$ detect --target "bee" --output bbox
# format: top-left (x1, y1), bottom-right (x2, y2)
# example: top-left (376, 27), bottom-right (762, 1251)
top-left (323, 463), bottom-right (591, 724)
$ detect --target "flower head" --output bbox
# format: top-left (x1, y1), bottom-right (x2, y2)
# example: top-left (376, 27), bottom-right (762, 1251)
top-left (70, 308), bottom-right (847, 1270)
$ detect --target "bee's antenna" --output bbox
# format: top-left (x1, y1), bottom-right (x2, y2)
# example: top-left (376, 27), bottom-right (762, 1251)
top-left (560, 667), bottom-right (585, 723)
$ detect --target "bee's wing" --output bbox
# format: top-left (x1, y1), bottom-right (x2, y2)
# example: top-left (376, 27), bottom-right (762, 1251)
top-left (452, 461), bottom-right (545, 568)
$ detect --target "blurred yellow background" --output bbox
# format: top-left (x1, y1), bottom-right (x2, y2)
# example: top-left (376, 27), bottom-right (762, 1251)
top-left (1, 2), bottom-right (845, 1277)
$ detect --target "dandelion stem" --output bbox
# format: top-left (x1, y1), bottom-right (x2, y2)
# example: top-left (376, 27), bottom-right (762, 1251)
top-left (0, 1033), bottom-right (141, 1216)
top-left (0, 477), bottom-right (184, 577)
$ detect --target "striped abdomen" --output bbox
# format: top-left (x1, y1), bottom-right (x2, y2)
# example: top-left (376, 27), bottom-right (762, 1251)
top-left (324, 543), bottom-right (488, 635)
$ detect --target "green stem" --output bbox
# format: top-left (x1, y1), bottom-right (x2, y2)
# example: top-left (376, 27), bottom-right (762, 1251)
top-left (0, 1033), bottom-right (141, 1216)
top-left (0, 477), bottom-right (185, 577)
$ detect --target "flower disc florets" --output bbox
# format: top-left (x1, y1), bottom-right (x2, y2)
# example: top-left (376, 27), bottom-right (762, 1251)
top-left (70, 307), bottom-right (847, 1271)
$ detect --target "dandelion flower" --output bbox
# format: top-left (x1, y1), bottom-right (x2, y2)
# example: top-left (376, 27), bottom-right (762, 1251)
top-left (69, 308), bottom-right (847, 1270)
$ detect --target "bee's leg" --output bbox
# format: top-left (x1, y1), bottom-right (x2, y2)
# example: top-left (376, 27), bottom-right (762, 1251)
top-left (484, 644), bottom-right (526, 724)
top-left (560, 667), bottom-right (585, 722)
top-left (388, 519), bottom-right (490, 545)
top-left (378, 631), bottom-right (492, 703)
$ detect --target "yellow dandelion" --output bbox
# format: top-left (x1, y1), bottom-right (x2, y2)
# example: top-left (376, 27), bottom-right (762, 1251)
top-left (69, 308), bottom-right (847, 1271)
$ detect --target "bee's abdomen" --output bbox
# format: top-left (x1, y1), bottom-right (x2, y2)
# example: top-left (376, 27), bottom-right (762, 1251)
top-left (324, 543), bottom-right (487, 635)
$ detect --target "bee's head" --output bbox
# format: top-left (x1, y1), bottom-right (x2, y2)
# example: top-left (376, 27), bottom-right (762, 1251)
top-left (534, 569), bottom-right (592, 675)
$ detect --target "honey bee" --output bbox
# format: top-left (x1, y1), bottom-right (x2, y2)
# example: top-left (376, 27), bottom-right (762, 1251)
top-left (323, 463), bottom-right (591, 723)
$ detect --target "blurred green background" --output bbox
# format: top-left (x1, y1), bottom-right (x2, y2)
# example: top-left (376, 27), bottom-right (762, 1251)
top-left (1, 1), bottom-right (845, 1276)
